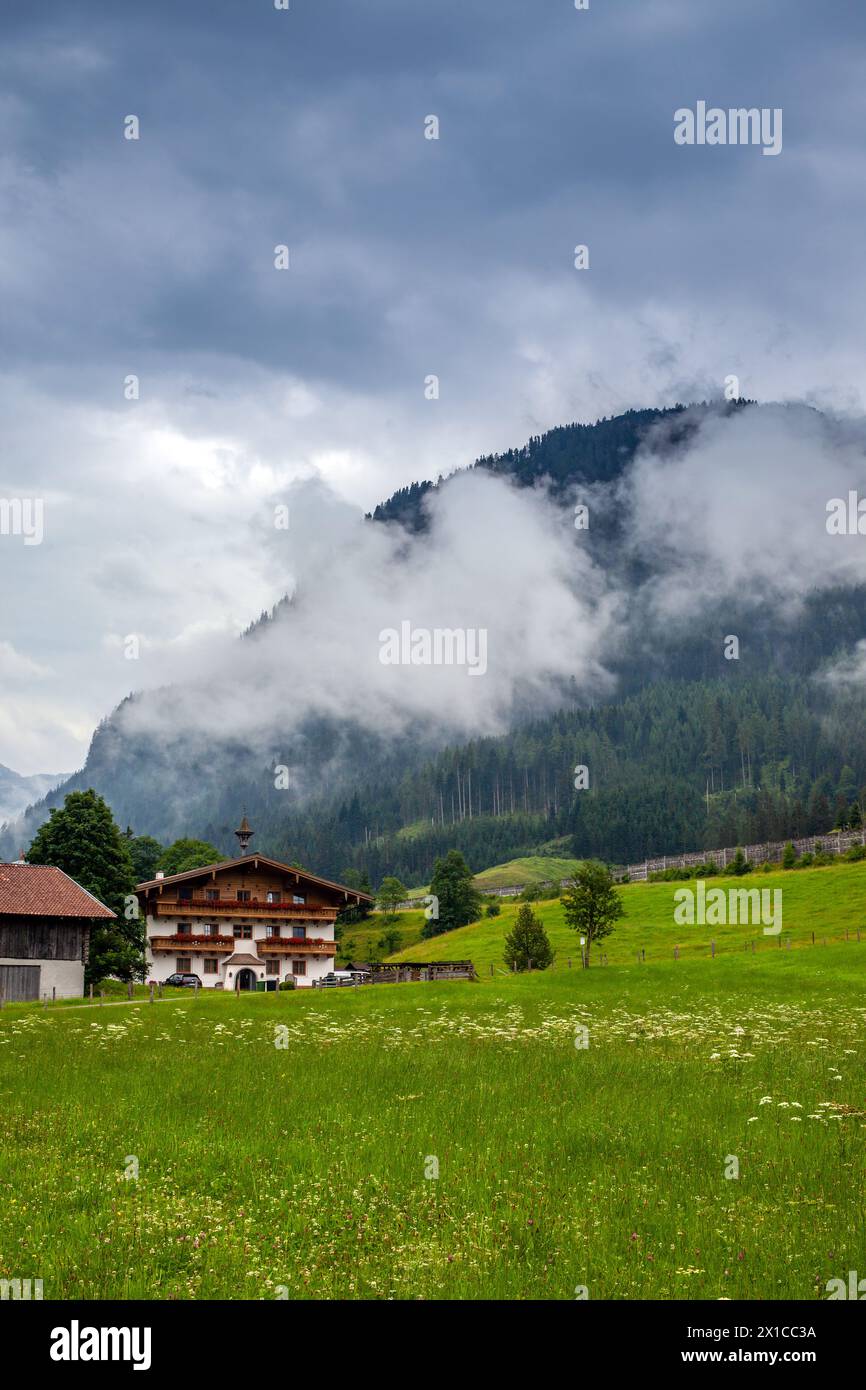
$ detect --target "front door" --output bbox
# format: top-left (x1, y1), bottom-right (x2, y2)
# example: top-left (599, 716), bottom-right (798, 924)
top-left (236, 968), bottom-right (256, 991)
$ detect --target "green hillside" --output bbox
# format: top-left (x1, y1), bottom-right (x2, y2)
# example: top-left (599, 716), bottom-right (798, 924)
top-left (473, 855), bottom-right (582, 891)
top-left (337, 909), bottom-right (428, 964)
top-left (390, 860), bottom-right (866, 972)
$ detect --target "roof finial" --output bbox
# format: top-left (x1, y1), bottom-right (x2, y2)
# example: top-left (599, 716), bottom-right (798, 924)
top-left (234, 811), bottom-right (253, 854)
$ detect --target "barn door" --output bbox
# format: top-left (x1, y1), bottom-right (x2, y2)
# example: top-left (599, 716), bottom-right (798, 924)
top-left (0, 964), bottom-right (40, 1002)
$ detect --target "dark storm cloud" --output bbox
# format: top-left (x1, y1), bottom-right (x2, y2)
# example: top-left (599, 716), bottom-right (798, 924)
top-left (2, 0), bottom-right (864, 379)
top-left (2, 0), bottom-right (866, 770)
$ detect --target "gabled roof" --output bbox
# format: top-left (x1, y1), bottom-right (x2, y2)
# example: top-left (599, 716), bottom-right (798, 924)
top-left (135, 854), bottom-right (374, 902)
top-left (0, 863), bottom-right (115, 919)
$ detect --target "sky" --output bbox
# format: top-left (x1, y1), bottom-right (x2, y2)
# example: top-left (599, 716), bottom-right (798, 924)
top-left (2, 0), bottom-right (866, 774)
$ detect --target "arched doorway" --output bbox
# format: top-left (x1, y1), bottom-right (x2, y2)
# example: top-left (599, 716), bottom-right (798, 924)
top-left (236, 968), bottom-right (256, 991)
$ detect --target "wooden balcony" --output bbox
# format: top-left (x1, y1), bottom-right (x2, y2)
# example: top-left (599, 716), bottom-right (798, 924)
top-left (150, 935), bottom-right (235, 953)
top-left (149, 935), bottom-right (334, 956)
top-left (259, 939), bottom-right (334, 956)
top-left (151, 896), bottom-right (336, 921)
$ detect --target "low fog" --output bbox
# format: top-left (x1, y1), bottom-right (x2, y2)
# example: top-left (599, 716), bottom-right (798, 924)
top-left (112, 403), bottom-right (866, 766)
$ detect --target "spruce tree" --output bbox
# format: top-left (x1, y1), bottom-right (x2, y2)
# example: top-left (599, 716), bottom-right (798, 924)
top-left (503, 903), bottom-right (554, 972)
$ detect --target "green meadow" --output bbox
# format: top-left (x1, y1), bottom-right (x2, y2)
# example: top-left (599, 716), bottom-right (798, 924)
top-left (1, 864), bottom-right (864, 1301)
top-left (392, 860), bottom-right (866, 972)
top-left (472, 854), bottom-right (583, 891)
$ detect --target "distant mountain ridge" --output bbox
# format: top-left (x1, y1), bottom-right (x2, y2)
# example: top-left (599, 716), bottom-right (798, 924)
top-left (0, 765), bottom-right (67, 828)
top-left (368, 400), bottom-right (750, 532)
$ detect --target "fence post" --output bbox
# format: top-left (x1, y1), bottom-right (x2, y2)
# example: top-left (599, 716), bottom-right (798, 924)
top-left (674, 945), bottom-right (679, 960)
top-left (89, 983), bottom-right (93, 1002)
top-left (812, 931), bottom-right (815, 945)
top-left (149, 982), bottom-right (154, 1004)
top-left (127, 981), bottom-right (133, 1000)
top-left (567, 958), bottom-right (571, 969)
top-left (99, 990), bottom-right (104, 1007)
top-left (711, 940), bottom-right (715, 959)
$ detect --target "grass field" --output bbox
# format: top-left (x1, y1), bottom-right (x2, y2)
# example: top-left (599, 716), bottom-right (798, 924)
top-left (391, 860), bottom-right (866, 972)
top-left (1, 887), bottom-right (865, 1299)
top-left (472, 854), bottom-right (582, 891)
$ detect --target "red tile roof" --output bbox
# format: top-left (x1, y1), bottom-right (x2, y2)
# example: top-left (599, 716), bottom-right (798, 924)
top-left (0, 863), bottom-right (115, 919)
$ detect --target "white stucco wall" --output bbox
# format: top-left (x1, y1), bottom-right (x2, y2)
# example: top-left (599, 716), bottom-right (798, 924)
top-left (0, 956), bottom-right (85, 1000)
top-left (145, 916), bottom-right (335, 988)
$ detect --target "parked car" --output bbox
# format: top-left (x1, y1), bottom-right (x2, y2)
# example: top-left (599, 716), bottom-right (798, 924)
top-left (316, 970), bottom-right (368, 988)
top-left (164, 973), bottom-right (202, 989)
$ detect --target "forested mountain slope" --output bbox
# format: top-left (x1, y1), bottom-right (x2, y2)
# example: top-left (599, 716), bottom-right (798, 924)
top-left (5, 399), bottom-right (866, 888)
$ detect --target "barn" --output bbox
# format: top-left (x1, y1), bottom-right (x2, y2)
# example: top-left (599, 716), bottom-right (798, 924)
top-left (0, 860), bottom-right (114, 1002)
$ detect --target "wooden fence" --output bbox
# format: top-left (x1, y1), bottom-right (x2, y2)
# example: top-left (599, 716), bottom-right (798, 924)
top-left (621, 828), bottom-right (866, 882)
top-left (464, 829), bottom-right (866, 898)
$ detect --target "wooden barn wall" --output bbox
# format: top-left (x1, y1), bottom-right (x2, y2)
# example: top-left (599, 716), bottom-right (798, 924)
top-left (0, 917), bottom-right (88, 961)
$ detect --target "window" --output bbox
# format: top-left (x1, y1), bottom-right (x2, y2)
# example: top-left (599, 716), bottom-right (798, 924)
top-left (204, 923), bottom-right (220, 937)
top-left (266, 959), bottom-right (280, 976)
top-left (233, 925), bottom-right (252, 939)
top-left (266, 925), bottom-right (281, 938)
top-left (291, 959), bottom-right (306, 977)
top-left (176, 957), bottom-right (192, 973)
top-left (237, 890), bottom-right (251, 903)
top-left (266, 891), bottom-right (281, 904)
top-left (292, 894), bottom-right (305, 905)
top-left (292, 925), bottom-right (306, 940)
top-left (177, 924), bottom-right (191, 937)
top-left (205, 889), bottom-right (220, 901)
top-left (203, 958), bottom-right (219, 975)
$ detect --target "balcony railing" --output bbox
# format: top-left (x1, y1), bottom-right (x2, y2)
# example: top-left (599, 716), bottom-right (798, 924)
top-left (149, 935), bottom-right (334, 956)
top-left (151, 896), bottom-right (336, 920)
top-left (258, 938), bottom-right (334, 955)
top-left (150, 935), bottom-right (235, 952)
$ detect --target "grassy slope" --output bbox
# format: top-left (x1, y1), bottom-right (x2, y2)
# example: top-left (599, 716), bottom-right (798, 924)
top-left (390, 860), bottom-right (866, 972)
top-left (1, 948), bottom-right (864, 1299)
top-left (337, 909), bottom-right (428, 962)
top-left (472, 855), bottom-right (582, 890)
